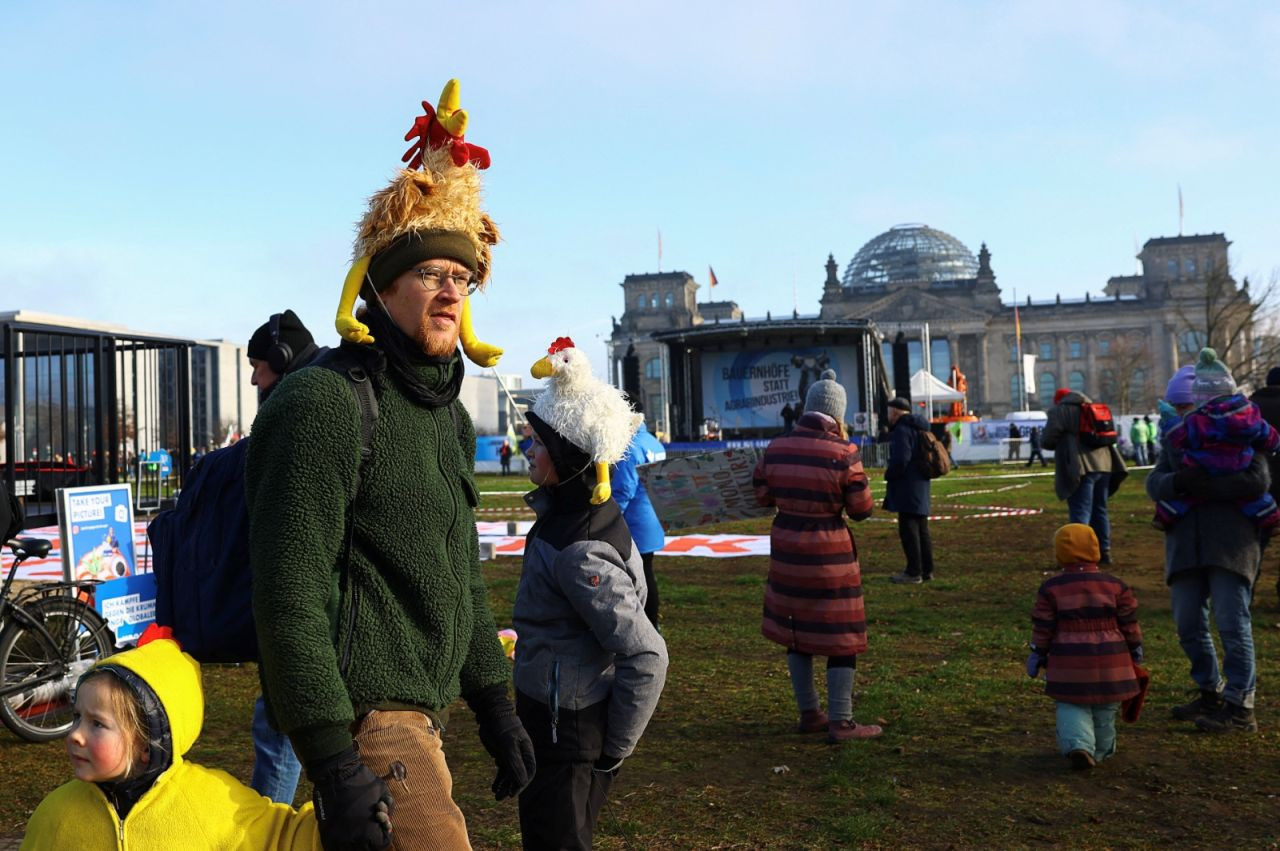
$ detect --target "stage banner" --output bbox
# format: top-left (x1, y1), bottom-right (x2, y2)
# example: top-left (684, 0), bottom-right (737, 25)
top-left (699, 346), bottom-right (862, 430)
top-left (637, 447), bottom-right (772, 531)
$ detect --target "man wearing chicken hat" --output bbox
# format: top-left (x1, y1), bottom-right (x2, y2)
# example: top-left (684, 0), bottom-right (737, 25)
top-left (246, 80), bottom-right (533, 850)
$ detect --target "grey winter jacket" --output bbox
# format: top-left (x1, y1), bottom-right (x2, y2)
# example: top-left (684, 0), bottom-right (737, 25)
top-left (512, 487), bottom-right (668, 760)
top-left (1145, 445), bottom-right (1269, 585)
top-left (1041, 391), bottom-right (1128, 501)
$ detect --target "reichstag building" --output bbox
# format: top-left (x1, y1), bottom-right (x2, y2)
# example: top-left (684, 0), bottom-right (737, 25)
top-left (611, 224), bottom-right (1237, 430)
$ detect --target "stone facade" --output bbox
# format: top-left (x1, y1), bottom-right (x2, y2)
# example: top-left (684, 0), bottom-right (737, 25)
top-left (610, 228), bottom-right (1251, 422)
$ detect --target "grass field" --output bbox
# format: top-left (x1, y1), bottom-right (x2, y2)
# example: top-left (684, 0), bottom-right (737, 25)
top-left (2, 466), bottom-right (1278, 848)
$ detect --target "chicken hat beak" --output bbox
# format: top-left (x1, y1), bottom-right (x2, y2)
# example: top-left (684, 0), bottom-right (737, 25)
top-left (530, 357), bottom-right (554, 379)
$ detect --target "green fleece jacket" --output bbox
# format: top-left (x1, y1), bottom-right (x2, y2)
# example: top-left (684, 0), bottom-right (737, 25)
top-left (245, 352), bottom-right (509, 763)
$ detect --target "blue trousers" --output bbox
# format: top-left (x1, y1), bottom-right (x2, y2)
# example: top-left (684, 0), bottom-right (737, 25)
top-left (1066, 471), bottom-right (1111, 554)
top-left (1055, 701), bottom-right (1119, 761)
top-left (1169, 568), bottom-right (1256, 709)
top-left (250, 695), bottom-right (301, 804)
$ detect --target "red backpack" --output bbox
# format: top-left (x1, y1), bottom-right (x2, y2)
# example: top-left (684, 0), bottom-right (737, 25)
top-left (1079, 402), bottom-right (1118, 448)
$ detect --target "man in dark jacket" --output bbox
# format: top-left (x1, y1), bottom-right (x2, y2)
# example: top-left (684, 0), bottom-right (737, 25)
top-left (884, 397), bottom-right (935, 583)
top-left (1249, 364), bottom-right (1280, 603)
top-left (1041, 388), bottom-right (1128, 565)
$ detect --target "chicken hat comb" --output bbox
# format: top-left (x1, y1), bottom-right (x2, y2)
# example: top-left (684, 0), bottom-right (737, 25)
top-left (531, 336), bottom-right (643, 505)
top-left (334, 79), bottom-right (503, 367)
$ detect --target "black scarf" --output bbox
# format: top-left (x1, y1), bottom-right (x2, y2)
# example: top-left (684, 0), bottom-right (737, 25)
top-left (362, 304), bottom-right (464, 408)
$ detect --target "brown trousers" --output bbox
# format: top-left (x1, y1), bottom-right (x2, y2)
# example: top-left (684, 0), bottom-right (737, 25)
top-left (353, 710), bottom-right (472, 851)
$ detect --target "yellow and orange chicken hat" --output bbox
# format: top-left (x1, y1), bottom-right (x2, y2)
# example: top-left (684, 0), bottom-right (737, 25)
top-left (335, 79), bottom-right (502, 367)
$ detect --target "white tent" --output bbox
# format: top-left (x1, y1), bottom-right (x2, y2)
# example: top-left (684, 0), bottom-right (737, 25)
top-left (908, 369), bottom-right (964, 403)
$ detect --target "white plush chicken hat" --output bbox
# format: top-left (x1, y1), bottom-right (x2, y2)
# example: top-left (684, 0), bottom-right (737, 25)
top-left (531, 336), bottom-right (643, 504)
top-left (334, 78), bottom-right (502, 367)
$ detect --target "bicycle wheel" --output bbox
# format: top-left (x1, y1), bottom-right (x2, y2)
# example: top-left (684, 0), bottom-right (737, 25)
top-left (0, 596), bottom-right (116, 742)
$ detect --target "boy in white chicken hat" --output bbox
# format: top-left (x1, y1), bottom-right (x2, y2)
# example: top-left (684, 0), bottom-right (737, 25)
top-left (512, 336), bottom-right (669, 849)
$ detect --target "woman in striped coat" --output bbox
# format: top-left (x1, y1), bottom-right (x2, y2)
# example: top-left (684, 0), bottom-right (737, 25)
top-left (753, 370), bottom-right (882, 742)
top-left (1027, 523), bottom-right (1143, 769)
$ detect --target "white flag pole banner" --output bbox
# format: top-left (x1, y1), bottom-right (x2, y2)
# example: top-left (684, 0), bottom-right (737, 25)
top-left (635, 447), bottom-right (773, 532)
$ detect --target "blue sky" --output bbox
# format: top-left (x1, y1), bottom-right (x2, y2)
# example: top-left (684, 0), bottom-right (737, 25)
top-left (3, 1), bottom-right (1277, 380)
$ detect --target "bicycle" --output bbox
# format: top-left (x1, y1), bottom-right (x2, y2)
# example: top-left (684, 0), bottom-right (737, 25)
top-left (0, 537), bottom-right (116, 742)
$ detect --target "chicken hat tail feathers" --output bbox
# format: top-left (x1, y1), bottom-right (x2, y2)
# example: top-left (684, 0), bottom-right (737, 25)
top-left (530, 336), bottom-right (643, 505)
top-left (334, 78), bottom-right (503, 367)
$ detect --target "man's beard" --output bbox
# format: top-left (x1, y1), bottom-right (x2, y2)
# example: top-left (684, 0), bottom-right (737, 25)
top-left (413, 317), bottom-right (461, 358)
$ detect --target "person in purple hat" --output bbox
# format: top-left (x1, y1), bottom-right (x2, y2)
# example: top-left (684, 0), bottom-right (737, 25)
top-left (1146, 354), bottom-right (1266, 734)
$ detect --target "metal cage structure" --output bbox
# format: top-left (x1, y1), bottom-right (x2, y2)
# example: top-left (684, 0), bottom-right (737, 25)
top-left (1, 314), bottom-right (193, 526)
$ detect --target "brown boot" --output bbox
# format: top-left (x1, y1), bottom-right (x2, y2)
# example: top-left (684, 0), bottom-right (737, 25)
top-left (797, 709), bottom-right (828, 733)
top-left (827, 719), bottom-right (883, 742)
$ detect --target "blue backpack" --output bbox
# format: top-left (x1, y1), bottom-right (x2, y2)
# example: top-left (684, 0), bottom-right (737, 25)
top-left (150, 350), bottom-right (379, 663)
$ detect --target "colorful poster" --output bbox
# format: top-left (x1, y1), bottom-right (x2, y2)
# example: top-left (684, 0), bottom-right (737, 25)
top-left (636, 447), bottom-right (772, 532)
top-left (56, 484), bottom-right (138, 583)
top-left (699, 346), bottom-right (862, 430)
top-left (94, 573), bottom-right (158, 645)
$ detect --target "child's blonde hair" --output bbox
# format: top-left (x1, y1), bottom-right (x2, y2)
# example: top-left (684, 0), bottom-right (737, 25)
top-left (78, 669), bottom-right (148, 779)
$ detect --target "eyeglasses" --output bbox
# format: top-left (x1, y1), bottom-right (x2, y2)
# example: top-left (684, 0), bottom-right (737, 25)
top-left (410, 265), bottom-right (481, 295)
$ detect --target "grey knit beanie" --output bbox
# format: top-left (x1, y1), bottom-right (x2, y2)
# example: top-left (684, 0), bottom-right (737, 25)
top-left (1191, 347), bottom-right (1236, 404)
top-left (804, 369), bottom-right (847, 421)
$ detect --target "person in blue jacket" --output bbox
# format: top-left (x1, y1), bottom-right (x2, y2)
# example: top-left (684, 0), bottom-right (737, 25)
top-left (612, 393), bottom-right (668, 628)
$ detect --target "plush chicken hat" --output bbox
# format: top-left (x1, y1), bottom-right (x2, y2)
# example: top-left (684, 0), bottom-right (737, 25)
top-left (530, 336), bottom-right (643, 504)
top-left (334, 79), bottom-right (502, 367)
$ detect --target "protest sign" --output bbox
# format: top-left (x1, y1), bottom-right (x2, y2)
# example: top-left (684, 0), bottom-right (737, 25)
top-left (637, 447), bottom-right (772, 532)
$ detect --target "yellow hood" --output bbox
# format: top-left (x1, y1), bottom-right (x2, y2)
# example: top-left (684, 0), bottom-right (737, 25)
top-left (93, 636), bottom-right (203, 759)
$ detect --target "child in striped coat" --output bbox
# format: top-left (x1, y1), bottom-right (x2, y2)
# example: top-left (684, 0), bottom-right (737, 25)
top-left (1027, 524), bottom-right (1143, 769)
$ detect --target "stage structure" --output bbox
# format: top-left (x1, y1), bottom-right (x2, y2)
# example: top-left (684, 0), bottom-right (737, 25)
top-left (650, 317), bottom-right (891, 442)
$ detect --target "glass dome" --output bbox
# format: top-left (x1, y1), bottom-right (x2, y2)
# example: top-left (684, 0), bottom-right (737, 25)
top-left (842, 224), bottom-right (979, 288)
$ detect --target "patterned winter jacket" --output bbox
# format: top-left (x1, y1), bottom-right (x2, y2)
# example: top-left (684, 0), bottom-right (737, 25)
top-left (1166, 393), bottom-right (1280, 475)
top-left (1030, 564), bottom-right (1142, 705)
top-left (753, 412), bottom-right (874, 656)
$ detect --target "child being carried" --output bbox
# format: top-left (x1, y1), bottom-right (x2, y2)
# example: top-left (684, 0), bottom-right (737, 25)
top-left (1152, 348), bottom-right (1280, 533)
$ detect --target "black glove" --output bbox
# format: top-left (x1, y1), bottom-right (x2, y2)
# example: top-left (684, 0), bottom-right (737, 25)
top-left (467, 685), bottom-right (537, 800)
top-left (1025, 650), bottom-right (1047, 679)
top-left (592, 754), bottom-right (624, 777)
top-left (1131, 644), bottom-right (1144, 664)
top-left (306, 745), bottom-right (394, 851)
top-left (1172, 465), bottom-right (1209, 496)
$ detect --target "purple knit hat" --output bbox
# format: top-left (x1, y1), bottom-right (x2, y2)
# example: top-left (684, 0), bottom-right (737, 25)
top-left (1164, 365), bottom-right (1196, 405)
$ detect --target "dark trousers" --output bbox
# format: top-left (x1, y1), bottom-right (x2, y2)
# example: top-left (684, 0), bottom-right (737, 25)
top-left (517, 691), bottom-right (614, 851)
top-left (898, 512), bottom-right (935, 578)
top-left (1027, 447), bottom-right (1046, 467)
top-left (640, 551), bottom-right (659, 628)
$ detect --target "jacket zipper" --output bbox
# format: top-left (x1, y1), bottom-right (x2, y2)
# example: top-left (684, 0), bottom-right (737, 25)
top-left (548, 660), bottom-right (560, 744)
top-left (437, 405), bottom-right (466, 680)
top-left (340, 499), bottom-right (360, 676)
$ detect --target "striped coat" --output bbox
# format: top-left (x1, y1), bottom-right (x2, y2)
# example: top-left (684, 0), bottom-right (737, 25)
top-left (753, 412), bottom-right (874, 656)
top-left (1030, 564), bottom-right (1142, 704)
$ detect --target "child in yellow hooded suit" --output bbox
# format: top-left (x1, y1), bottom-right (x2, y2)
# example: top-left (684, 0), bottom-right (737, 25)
top-left (21, 628), bottom-right (323, 850)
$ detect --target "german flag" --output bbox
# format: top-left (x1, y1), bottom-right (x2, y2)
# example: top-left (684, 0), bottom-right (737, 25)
top-left (708, 266), bottom-right (719, 289)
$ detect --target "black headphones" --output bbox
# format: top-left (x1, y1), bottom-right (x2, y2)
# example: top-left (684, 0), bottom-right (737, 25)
top-left (266, 313), bottom-right (294, 375)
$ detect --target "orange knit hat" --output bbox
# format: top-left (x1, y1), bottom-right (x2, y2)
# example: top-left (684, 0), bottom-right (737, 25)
top-left (1054, 523), bottom-right (1100, 565)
